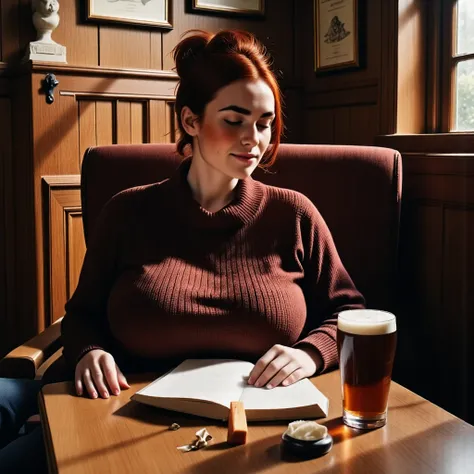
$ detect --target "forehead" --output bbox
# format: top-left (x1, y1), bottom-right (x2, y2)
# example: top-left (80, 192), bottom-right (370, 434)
top-left (210, 79), bottom-right (275, 114)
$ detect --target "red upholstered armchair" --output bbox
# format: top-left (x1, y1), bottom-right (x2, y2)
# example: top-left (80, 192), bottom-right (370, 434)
top-left (0, 143), bottom-right (402, 381)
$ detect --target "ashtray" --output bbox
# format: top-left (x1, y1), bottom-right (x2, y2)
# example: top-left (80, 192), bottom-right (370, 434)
top-left (281, 432), bottom-right (333, 459)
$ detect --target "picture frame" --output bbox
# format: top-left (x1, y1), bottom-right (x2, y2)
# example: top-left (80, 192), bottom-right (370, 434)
top-left (86, 0), bottom-right (172, 29)
top-left (314, 0), bottom-right (360, 73)
top-left (189, 0), bottom-right (265, 18)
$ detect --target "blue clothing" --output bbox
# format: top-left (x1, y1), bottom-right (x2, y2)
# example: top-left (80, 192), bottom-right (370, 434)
top-left (0, 378), bottom-right (47, 473)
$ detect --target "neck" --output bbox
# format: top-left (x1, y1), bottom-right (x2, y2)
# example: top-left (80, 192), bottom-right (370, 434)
top-left (187, 156), bottom-right (239, 213)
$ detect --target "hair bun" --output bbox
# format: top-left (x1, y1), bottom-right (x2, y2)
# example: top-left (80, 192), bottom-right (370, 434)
top-left (173, 30), bottom-right (212, 79)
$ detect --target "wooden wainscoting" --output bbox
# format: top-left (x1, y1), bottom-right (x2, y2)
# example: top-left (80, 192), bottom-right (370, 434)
top-left (17, 65), bottom-right (179, 336)
top-left (42, 176), bottom-right (85, 326)
top-left (395, 152), bottom-right (474, 424)
top-left (0, 67), bottom-right (15, 355)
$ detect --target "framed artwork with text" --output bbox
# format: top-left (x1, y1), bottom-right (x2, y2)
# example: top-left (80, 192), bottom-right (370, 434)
top-left (314, 0), bottom-right (360, 73)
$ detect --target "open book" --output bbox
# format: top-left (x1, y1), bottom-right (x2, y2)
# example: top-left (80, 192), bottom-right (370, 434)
top-left (131, 359), bottom-right (329, 421)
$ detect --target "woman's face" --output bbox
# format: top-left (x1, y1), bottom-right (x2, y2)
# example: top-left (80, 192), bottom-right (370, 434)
top-left (186, 78), bottom-right (275, 180)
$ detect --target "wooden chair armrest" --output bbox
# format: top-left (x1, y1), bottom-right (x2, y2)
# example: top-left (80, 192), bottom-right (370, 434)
top-left (0, 319), bottom-right (63, 379)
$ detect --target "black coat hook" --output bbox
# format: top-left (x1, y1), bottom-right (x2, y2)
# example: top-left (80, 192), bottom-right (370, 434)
top-left (43, 73), bottom-right (59, 104)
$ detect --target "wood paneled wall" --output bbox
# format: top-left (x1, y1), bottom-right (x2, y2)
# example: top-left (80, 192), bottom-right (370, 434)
top-left (377, 135), bottom-right (474, 424)
top-left (0, 1), bottom-right (301, 355)
top-left (31, 68), bottom-right (179, 334)
top-left (296, 0), bottom-right (426, 144)
top-left (400, 153), bottom-right (473, 423)
top-left (296, 0), bottom-right (384, 144)
top-left (0, 67), bottom-right (14, 355)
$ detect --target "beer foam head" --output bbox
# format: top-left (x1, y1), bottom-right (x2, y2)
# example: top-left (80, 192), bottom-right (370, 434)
top-left (338, 309), bottom-right (396, 335)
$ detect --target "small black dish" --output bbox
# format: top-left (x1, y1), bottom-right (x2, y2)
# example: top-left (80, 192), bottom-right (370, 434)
top-left (281, 432), bottom-right (333, 459)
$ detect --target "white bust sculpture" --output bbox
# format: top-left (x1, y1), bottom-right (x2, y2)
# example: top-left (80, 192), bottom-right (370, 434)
top-left (32, 0), bottom-right (60, 43)
top-left (26, 0), bottom-right (66, 63)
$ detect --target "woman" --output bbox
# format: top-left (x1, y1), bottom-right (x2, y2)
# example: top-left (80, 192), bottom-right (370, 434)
top-left (0, 29), bottom-right (364, 469)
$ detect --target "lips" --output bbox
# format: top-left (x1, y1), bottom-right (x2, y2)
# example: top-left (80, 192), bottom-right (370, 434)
top-left (231, 153), bottom-right (257, 160)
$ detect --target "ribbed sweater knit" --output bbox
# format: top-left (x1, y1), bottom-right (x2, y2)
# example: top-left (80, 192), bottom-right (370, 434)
top-left (62, 160), bottom-right (365, 374)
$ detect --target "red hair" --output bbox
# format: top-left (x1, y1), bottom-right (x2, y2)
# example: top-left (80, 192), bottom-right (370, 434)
top-left (172, 29), bottom-right (283, 168)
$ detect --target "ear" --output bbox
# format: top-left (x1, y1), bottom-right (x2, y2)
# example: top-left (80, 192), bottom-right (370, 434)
top-left (181, 106), bottom-right (200, 137)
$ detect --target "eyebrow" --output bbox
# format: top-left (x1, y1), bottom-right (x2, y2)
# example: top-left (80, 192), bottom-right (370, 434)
top-left (218, 105), bottom-right (275, 118)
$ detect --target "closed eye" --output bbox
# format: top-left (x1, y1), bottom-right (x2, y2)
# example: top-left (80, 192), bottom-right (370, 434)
top-left (224, 119), bottom-right (242, 126)
top-left (224, 119), bottom-right (270, 131)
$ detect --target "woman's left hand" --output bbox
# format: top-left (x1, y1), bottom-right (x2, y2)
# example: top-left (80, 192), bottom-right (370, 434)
top-left (248, 344), bottom-right (323, 389)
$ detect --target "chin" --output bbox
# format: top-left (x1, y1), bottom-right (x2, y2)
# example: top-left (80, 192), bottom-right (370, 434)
top-left (232, 167), bottom-right (255, 180)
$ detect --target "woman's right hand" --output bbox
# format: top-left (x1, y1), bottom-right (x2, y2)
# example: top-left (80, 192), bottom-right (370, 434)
top-left (75, 349), bottom-right (130, 399)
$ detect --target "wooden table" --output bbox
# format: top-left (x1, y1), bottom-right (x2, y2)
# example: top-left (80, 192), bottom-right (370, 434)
top-left (39, 370), bottom-right (474, 474)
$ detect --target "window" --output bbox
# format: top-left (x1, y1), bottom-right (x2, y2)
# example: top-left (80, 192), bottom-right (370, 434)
top-left (453, 1), bottom-right (474, 130)
top-left (442, 0), bottom-right (474, 131)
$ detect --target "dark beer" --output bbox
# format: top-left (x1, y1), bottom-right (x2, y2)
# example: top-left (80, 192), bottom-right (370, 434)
top-left (337, 310), bottom-right (397, 429)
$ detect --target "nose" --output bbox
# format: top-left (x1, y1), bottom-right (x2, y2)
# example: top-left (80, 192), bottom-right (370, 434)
top-left (241, 124), bottom-right (259, 148)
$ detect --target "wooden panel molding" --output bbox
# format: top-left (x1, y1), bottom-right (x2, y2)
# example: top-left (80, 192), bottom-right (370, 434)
top-left (29, 66), bottom-right (177, 338)
top-left (376, 134), bottom-right (474, 154)
top-left (394, 151), bottom-right (474, 423)
top-left (42, 176), bottom-right (84, 326)
top-left (306, 84), bottom-right (378, 109)
top-left (0, 94), bottom-right (14, 357)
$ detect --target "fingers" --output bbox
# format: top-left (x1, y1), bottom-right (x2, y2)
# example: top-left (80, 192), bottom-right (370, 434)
top-left (248, 345), bottom-right (288, 388)
top-left (82, 368), bottom-right (98, 399)
top-left (91, 363), bottom-right (110, 398)
top-left (247, 346), bottom-right (278, 385)
top-left (75, 350), bottom-right (127, 399)
top-left (265, 362), bottom-right (300, 388)
top-left (116, 365), bottom-right (130, 390)
top-left (248, 345), bottom-right (318, 389)
top-left (75, 367), bottom-right (84, 397)
top-left (100, 355), bottom-right (120, 396)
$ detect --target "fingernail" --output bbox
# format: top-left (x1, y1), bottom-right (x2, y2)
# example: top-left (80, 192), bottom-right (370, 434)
top-left (92, 392), bottom-right (97, 399)
top-left (255, 382), bottom-right (261, 388)
top-left (114, 389), bottom-right (120, 396)
top-left (266, 384), bottom-right (273, 389)
top-left (282, 380), bottom-right (288, 386)
top-left (103, 391), bottom-right (109, 398)
top-left (247, 378), bottom-right (254, 385)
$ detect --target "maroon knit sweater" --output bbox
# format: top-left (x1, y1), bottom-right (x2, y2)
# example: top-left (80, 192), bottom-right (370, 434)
top-left (61, 160), bottom-right (365, 373)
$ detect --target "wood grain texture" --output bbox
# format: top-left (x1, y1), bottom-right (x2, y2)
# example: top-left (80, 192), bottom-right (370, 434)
top-left (0, 0), bottom-right (21, 63)
top-left (99, 26), bottom-right (153, 69)
top-left (79, 100), bottom-right (97, 164)
top-left (10, 72), bottom-right (37, 349)
top-left (376, 138), bottom-right (474, 424)
top-left (296, 0), bottom-right (385, 144)
top-left (67, 211), bottom-right (86, 300)
top-left (42, 176), bottom-right (82, 325)
top-left (53, 1), bottom-right (98, 66)
top-left (96, 101), bottom-right (114, 146)
top-left (40, 370), bottom-right (474, 474)
top-left (161, 0), bottom-right (295, 81)
top-left (397, 0), bottom-right (426, 133)
top-left (0, 96), bottom-right (14, 357)
top-left (116, 101), bottom-right (131, 144)
top-left (130, 101), bottom-right (145, 144)
top-left (149, 99), bottom-right (167, 143)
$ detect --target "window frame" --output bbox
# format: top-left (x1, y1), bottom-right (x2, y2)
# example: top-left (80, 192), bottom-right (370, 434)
top-left (440, 0), bottom-right (474, 132)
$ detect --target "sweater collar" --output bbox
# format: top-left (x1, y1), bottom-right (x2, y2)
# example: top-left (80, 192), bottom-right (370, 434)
top-left (171, 158), bottom-right (263, 229)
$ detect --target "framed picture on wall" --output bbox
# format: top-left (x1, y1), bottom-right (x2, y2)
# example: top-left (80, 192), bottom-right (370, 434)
top-left (87, 0), bottom-right (172, 29)
top-left (189, 0), bottom-right (265, 18)
top-left (314, 0), bottom-right (360, 73)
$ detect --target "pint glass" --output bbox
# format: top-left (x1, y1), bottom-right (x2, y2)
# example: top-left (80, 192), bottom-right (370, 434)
top-left (337, 309), bottom-right (397, 429)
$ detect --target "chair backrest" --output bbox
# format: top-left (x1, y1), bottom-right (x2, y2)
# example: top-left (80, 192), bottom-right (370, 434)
top-left (81, 143), bottom-right (402, 310)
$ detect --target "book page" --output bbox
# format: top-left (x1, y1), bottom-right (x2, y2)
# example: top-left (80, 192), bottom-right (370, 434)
top-left (136, 359), bottom-right (254, 409)
top-left (240, 377), bottom-right (327, 410)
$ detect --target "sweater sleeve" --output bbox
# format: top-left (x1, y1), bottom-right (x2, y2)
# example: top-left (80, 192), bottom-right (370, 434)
top-left (292, 199), bottom-right (366, 373)
top-left (61, 190), bottom-right (131, 368)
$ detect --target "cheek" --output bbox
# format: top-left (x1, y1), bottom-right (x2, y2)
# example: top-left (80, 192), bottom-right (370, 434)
top-left (202, 123), bottom-right (236, 145)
